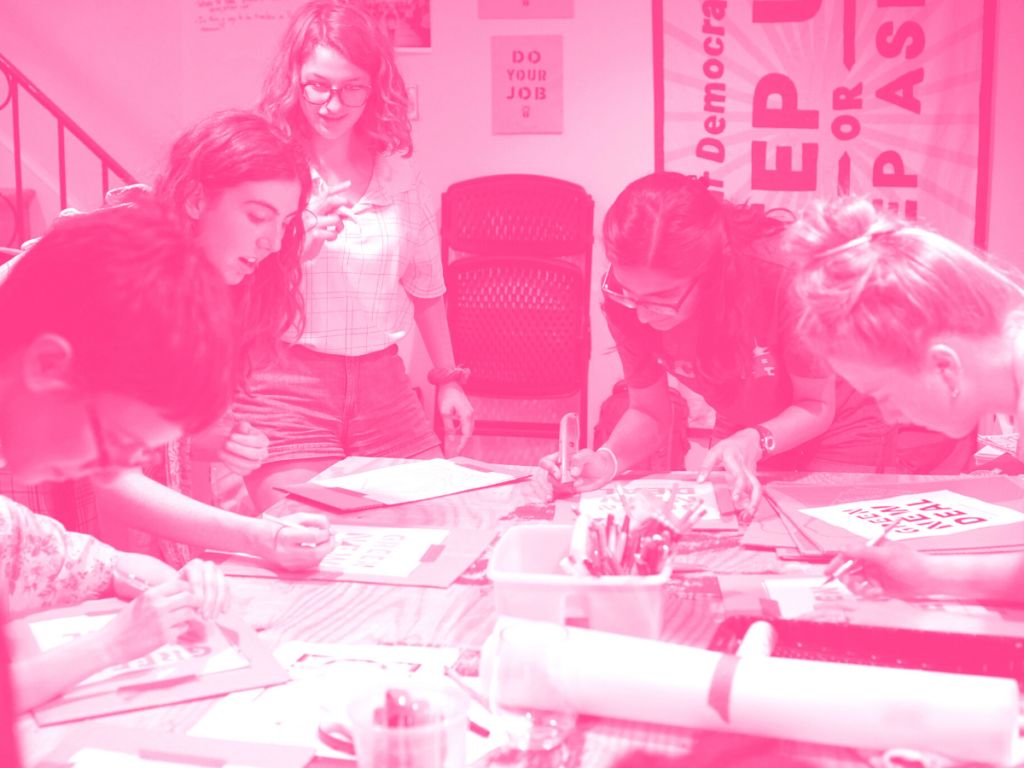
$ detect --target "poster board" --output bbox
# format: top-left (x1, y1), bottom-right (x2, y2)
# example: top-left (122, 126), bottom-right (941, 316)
top-left (765, 475), bottom-right (1024, 555)
top-left (216, 525), bottom-right (497, 588)
top-left (718, 573), bottom-right (1024, 639)
top-left (7, 599), bottom-right (287, 725)
top-left (656, 0), bottom-right (996, 248)
top-left (36, 724), bottom-right (313, 768)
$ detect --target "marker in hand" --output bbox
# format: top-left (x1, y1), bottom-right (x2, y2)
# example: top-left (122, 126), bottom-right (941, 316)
top-left (822, 515), bottom-right (903, 587)
top-left (262, 514), bottom-right (329, 548)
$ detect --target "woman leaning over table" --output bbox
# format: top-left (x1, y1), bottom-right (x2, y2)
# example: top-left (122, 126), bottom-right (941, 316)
top-left (88, 111), bottom-right (335, 570)
top-left (790, 197), bottom-right (1024, 604)
top-left (541, 173), bottom-right (971, 513)
top-left (232, 1), bottom-right (474, 513)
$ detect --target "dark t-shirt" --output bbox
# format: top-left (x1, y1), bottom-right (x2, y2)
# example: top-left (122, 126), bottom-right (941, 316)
top-left (604, 259), bottom-right (896, 469)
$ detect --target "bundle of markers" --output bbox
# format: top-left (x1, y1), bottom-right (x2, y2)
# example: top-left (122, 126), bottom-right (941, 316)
top-left (564, 483), bottom-right (706, 577)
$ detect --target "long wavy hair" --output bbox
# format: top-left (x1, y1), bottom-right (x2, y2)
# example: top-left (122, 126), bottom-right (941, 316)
top-left (151, 110), bottom-right (311, 376)
top-left (603, 172), bottom-right (789, 385)
top-left (259, 0), bottom-right (413, 159)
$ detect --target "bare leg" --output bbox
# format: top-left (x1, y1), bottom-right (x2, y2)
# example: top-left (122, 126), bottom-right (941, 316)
top-left (244, 457), bottom-right (340, 514)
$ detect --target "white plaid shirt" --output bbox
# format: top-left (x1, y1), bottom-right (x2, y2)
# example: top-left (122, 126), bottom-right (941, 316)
top-left (288, 154), bottom-right (445, 355)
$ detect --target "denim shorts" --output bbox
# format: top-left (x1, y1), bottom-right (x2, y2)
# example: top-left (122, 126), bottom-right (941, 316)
top-left (232, 344), bottom-right (440, 463)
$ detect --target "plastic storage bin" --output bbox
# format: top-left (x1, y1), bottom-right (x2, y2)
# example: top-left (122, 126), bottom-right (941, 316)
top-left (488, 525), bottom-right (669, 639)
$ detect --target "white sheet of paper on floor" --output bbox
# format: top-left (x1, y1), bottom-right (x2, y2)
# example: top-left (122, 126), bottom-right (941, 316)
top-left (580, 479), bottom-right (721, 522)
top-left (312, 458), bottom-right (515, 505)
top-left (319, 526), bottom-right (450, 578)
top-left (189, 643), bottom-right (506, 764)
top-left (797, 489), bottom-right (1024, 542)
top-left (67, 747), bottom-right (261, 768)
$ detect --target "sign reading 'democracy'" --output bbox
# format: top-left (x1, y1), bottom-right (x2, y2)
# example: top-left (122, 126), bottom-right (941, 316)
top-left (799, 490), bottom-right (1024, 542)
top-left (492, 35), bottom-right (563, 134)
top-left (660, 0), bottom-right (993, 248)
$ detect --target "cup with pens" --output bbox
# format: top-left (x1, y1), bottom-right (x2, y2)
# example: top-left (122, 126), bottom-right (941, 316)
top-left (346, 684), bottom-right (470, 768)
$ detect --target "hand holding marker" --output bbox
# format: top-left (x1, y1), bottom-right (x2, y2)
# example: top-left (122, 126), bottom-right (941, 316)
top-left (821, 515), bottom-right (904, 587)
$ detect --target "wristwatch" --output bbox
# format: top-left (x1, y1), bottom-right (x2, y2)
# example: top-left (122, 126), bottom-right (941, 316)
top-left (754, 424), bottom-right (776, 459)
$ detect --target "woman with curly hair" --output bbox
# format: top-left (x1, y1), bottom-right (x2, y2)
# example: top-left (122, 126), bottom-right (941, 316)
top-left (542, 174), bottom-right (972, 512)
top-left (233, 0), bottom-right (475, 512)
top-left (89, 110), bottom-right (335, 570)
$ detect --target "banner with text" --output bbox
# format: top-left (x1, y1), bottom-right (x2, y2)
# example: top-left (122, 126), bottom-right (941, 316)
top-left (660, 0), bottom-right (993, 248)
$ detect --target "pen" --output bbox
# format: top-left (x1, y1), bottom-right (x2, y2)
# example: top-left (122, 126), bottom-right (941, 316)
top-left (821, 516), bottom-right (904, 586)
top-left (443, 666), bottom-right (493, 737)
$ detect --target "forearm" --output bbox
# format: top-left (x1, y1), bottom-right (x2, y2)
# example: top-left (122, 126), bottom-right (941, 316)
top-left (93, 472), bottom-right (273, 556)
top-left (925, 553), bottom-right (1024, 604)
top-left (111, 552), bottom-right (178, 599)
top-left (600, 407), bottom-right (667, 475)
top-left (411, 294), bottom-right (456, 368)
top-left (743, 396), bottom-right (834, 456)
top-left (10, 630), bottom-right (116, 713)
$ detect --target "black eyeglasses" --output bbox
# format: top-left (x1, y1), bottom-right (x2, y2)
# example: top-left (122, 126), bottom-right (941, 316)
top-left (601, 269), bottom-right (700, 316)
top-left (300, 81), bottom-right (372, 108)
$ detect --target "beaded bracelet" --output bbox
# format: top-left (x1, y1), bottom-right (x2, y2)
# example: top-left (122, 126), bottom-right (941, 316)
top-left (427, 366), bottom-right (471, 386)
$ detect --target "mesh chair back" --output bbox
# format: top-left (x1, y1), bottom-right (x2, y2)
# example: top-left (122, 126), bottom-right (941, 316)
top-left (442, 175), bottom-right (593, 257)
top-left (448, 256), bottom-right (586, 397)
top-left (440, 174), bottom-right (594, 445)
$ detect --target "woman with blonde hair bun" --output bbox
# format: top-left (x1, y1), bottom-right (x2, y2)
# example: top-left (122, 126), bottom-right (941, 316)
top-left (790, 197), bottom-right (1024, 603)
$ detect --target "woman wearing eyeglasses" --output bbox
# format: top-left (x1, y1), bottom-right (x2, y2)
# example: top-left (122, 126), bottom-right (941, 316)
top-left (542, 173), bottom-right (970, 513)
top-left (231, 1), bottom-right (474, 512)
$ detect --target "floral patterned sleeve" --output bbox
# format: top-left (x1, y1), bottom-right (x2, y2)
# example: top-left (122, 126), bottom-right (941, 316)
top-left (0, 496), bottom-right (117, 616)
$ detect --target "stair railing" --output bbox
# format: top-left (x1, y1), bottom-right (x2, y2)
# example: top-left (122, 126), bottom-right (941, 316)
top-left (0, 50), bottom-right (136, 248)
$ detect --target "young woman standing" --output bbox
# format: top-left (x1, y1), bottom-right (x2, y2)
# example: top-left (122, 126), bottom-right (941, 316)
top-left (235, 1), bottom-right (474, 512)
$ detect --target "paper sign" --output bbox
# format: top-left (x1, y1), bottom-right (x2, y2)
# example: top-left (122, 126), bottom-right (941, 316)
top-left (580, 479), bottom-right (721, 522)
top-left (799, 490), bottom-right (1024, 541)
top-left (479, 0), bottom-right (573, 18)
top-left (320, 526), bottom-right (450, 577)
top-left (492, 35), bottom-right (563, 134)
top-left (313, 458), bottom-right (514, 505)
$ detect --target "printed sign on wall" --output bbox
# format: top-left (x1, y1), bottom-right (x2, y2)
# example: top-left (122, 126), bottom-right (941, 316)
top-left (658, 0), bottom-right (995, 248)
top-left (492, 35), bottom-right (563, 134)
top-left (479, 0), bottom-right (573, 18)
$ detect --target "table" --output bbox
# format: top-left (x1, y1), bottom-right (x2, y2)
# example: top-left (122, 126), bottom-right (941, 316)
top-left (20, 466), bottom-right (984, 768)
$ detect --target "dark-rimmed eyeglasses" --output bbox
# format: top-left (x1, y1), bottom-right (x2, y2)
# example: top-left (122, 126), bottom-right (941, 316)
top-left (601, 269), bottom-right (700, 317)
top-left (300, 81), bottom-right (372, 108)
top-left (84, 400), bottom-right (163, 471)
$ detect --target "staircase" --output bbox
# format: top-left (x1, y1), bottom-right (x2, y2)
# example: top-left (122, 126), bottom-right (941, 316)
top-left (0, 50), bottom-right (135, 250)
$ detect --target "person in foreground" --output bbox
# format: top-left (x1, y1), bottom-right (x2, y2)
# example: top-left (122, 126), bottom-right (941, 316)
top-left (790, 197), bottom-right (1024, 602)
top-left (542, 174), bottom-right (968, 512)
top-left (85, 111), bottom-right (334, 569)
top-left (0, 205), bottom-right (232, 712)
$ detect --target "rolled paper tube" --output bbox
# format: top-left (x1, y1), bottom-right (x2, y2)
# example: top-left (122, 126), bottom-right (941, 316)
top-left (735, 621), bottom-right (778, 658)
top-left (482, 620), bottom-right (1018, 766)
